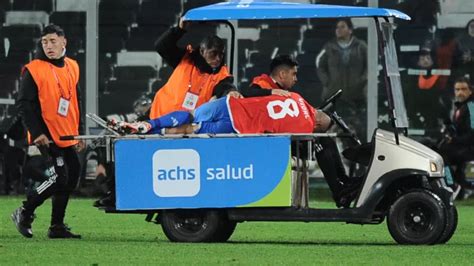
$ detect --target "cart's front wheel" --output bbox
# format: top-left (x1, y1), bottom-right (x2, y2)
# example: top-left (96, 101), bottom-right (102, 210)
top-left (387, 190), bottom-right (446, 245)
top-left (436, 205), bottom-right (458, 244)
top-left (160, 210), bottom-right (232, 242)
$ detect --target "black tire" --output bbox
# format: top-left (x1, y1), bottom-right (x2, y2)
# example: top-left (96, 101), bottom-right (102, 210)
top-left (387, 190), bottom-right (446, 245)
top-left (213, 221), bottom-right (237, 242)
top-left (160, 210), bottom-right (224, 242)
top-left (437, 205), bottom-right (458, 244)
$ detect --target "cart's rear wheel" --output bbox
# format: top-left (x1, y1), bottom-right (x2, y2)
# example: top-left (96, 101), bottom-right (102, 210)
top-left (387, 190), bottom-right (446, 245)
top-left (436, 205), bottom-right (458, 244)
top-left (214, 220), bottom-right (237, 242)
top-left (160, 210), bottom-right (232, 242)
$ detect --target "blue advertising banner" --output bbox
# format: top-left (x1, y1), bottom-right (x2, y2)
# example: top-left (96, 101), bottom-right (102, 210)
top-left (114, 136), bottom-right (292, 210)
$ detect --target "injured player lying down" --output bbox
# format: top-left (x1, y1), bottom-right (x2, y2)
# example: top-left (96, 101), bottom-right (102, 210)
top-left (124, 92), bottom-right (330, 135)
top-left (121, 91), bottom-right (361, 208)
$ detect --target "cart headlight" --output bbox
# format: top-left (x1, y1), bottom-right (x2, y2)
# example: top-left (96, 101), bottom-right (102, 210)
top-left (430, 162), bottom-right (438, 172)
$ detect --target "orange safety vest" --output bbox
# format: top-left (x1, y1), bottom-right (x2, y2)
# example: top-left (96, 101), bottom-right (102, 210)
top-left (25, 58), bottom-right (80, 147)
top-left (251, 74), bottom-right (280, 90)
top-left (149, 50), bottom-right (230, 119)
top-left (418, 74), bottom-right (439, 90)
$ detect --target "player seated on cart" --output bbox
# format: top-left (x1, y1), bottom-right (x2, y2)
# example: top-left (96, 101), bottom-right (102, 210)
top-left (121, 85), bottom-right (361, 208)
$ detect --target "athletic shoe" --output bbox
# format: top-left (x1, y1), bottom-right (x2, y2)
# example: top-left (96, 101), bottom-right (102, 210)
top-left (11, 207), bottom-right (35, 238)
top-left (336, 195), bottom-right (352, 208)
top-left (336, 189), bottom-right (359, 208)
top-left (452, 184), bottom-right (461, 200)
top-left (47, 224), bottom-right (81, 239)
top-left (335, 179), bottom-right (362, 208)
top-left (93, 193), bottom-right (115, 208)
top-left (462, 188), bottom-right (474, 200)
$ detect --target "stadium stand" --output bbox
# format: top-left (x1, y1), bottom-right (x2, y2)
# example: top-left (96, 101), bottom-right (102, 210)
top-left (99, 83), bottom-right (147, 115)
top-left (11, 0), bottom-right (53, 12)
top-left (158, 64), bottom-right (173, 82)
top-left (116, 51), bottom-right (162, 70)
top-left (0, 0), bottom-right (10, 10)
top-left (138, 0), bottom-right (180, 27)
top-left (125, 25), bottom-right (168, 51)
top-left (183, 0), bottom-right (220, 12)
top-left (113, 66), bottom-right (157, 81)
top-left (0, 7), bottom-right (5, 24)
top-left (4, 11), bottom-right (49, 27)
top-left (0, 0), bottom-right (470, 120)
top-left (49, 11), bottom-right (86, 54)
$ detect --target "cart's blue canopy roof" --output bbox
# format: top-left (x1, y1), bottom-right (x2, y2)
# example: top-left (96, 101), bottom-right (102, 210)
top-left (183, 1), bottom-right (411, 21)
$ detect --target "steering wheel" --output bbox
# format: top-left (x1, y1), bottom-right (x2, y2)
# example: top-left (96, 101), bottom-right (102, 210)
top-left (318, 89), bottom-right (342, 111)
top-left (318, 89), bottom-right (361, 145)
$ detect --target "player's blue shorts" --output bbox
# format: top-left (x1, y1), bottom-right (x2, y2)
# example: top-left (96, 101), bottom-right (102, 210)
top-left (193, 97), bottom-right (236, 134)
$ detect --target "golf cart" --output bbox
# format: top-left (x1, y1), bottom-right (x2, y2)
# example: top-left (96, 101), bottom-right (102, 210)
top-left (66, 1), bottom-right (456, 245)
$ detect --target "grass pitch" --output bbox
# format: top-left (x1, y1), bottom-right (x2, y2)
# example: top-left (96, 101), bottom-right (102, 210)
top-left (1, 196), bottom-right (474, 265)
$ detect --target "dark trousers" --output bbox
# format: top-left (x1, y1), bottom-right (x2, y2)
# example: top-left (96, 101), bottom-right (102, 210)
top-left (439, 142), bottom-right (474, 188)
top-left (3, 146), bottom-right (25, 194)
top-left (314, 137), bottom-right (346, 200)
top-left (23, 144), bottom-right (80, 225)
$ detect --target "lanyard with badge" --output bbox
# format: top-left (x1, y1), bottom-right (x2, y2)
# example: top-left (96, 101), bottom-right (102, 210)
top-left (182, 68), bottom-right (211, 110)
top-left (50, 63), bottom-right (73, 117)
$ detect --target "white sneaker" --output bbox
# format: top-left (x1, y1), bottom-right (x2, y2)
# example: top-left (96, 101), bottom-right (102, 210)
top-left (453, 184), bottom-right (462, 200)
top-left (462, 188), bottom-right (474, 200)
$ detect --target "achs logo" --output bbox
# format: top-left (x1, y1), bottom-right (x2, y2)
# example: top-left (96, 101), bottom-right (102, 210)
top-left (152, 149), bottom-right (200, 197)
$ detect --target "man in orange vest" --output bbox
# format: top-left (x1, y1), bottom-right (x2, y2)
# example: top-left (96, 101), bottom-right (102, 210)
top-left (410, 47), bottom-right (450, 130)
top-left (92, 18), bottom-right (240, 208)
top-left (240, 55), bottom-right (361, 207)
top-left (149, 17), bottom-right (239, 119)
top-left (240, 54), bottom-right (296, 97)
top-left (12, 24), bottom-right (85, 239)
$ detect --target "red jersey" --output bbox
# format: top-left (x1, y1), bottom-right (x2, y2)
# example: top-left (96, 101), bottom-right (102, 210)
top-left (227, 93), bottom-right (316, 134)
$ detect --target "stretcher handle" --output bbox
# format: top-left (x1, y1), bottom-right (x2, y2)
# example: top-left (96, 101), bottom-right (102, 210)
top-left (60, 135), bottom-right (117, 140)
top-left (60, 135), bottom-right (76, 141)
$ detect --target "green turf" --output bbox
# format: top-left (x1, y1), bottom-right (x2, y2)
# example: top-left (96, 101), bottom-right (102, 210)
top-left (1, 196), bottom-right (474, 265)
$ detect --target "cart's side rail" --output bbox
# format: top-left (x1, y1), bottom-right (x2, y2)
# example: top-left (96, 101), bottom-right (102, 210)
top-left (60, 132), bottom-right (354, 141)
